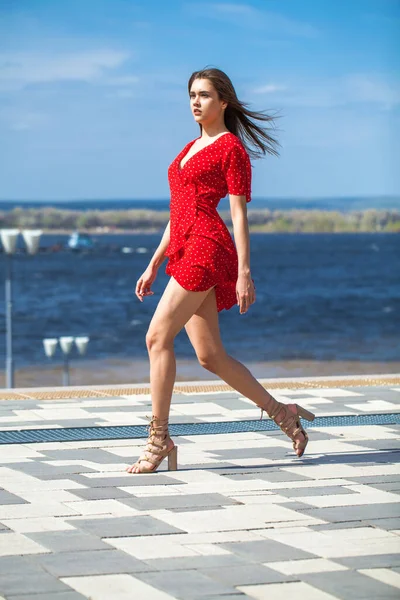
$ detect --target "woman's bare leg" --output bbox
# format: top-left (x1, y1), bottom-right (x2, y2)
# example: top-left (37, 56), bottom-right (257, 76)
top-left (127, 277), bottom-right (216, 473)
top-left (185, 289), bottom-right (308, 454)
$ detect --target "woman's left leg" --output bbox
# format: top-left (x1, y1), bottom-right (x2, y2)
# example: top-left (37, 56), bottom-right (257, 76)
top-left (127, 276), bottom-right (217, 473)
top-left (184, 288), bottom-right (314, 456)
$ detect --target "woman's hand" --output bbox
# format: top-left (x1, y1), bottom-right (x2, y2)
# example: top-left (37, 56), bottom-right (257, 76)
top-left (236, 273), bottom-right (256, 314)
top-left (135, 264), bottom-right (158, 302)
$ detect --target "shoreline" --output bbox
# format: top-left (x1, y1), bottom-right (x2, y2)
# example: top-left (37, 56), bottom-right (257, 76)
top-left (2, 357), bottom-right (400, 388)
top-left (5, 229), bottom-right (400, 237)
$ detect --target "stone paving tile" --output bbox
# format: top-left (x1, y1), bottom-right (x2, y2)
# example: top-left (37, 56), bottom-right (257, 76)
top-left (360, 439), bottom-right (400, 451)
top-left (0, 555), bottom-right (44, 573)
top-left (295, 502), bottom-right (400, 522)
top-left (61, 573), bottom-right (180, 600)
top-left (222, 469), bottom-right (314, 483)
top-left (201, 564), bottom-right (292, 586)
top-left (63, 486), bottom-right (134, 500)
top-left (359, 568), bottom-right (400, 591)
top-left (0, 491), bottom-right (28, 505)
top-left (65, 515), bottom-right (186, 538)
top-left (302, 570), bottom-right (400, 599)
top-left (365, 517), bottom-right (400, 530)
top-left (239, 580), bottom-right (344, 599)
top-left (168, 505), bottom-right (226, 513)
top-left (210, 398), bottom-right (254, 410)
top-left (0, 532), bottom-right (51, 557)
top-left (8, 592), bottom-right (87, 600)
top-left (134, 569), bottom-right (238, 599)
top-left (33, 549), bottom-right (152, 577)
top-left (25, 530), bottom-right (111, 553)
top-left (276, 486), bottom-right (356, 498)
top-left (347, 475), bottom-right (400, 485)
top-left (367, 482), bottom-right (400, 493)
top-left (255, 471), bottom-right (315, 483)
top-left (220, 540), bottom-right (318, 562)
top-left (83, 405), bottom-right (152, 412)
top-left (0, 569), bottom-right (72, 597)
top-left (210, 447), bottom-right (290, 460)
top-left (309, 520), bottom-right (366, 531)
top-left (143, 554), bottom-right (252, 571)
top-left (9, 463), bottom-right (97, 479)
top-left (265, 557), bottom-right (348, 575)
top-left (197, 596), bottom-right (247, 600)
top-left (69, 474), bottom-right (184, 487)
top-left (334, 553), bottom-right (400, 569)
top-left (39, 449), bottom-right (130, 464)
top-left (119, 492), bottom-right (241, 511)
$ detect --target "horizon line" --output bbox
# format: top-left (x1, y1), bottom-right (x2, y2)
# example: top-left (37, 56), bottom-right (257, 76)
top-left (0, 195), bottom-right (399, 203)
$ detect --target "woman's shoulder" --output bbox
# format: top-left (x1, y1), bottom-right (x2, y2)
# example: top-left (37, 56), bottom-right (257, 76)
top-left (221, 132), bottom-right (248, 152)
top-left (220, 132), bottom-right (249, 160)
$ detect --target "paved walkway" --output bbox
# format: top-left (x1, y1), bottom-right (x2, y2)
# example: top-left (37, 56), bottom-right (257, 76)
top-left (0, 374), bottom-right (399, 599)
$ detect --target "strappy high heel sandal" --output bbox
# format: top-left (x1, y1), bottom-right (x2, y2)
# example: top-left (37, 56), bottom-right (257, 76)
top-left (126, 415), bottom-right (178, 474)
top-left (260, 396), bottom-right (315, 458)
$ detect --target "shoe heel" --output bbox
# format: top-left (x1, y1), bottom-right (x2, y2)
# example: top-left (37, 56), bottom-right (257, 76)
top-left (167, 445), bottom-right (178, 471)
top-left (296, 404), bottom-right (315, 422)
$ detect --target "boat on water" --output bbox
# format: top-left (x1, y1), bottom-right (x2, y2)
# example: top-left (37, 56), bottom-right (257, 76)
top-left (67, 232), bottom-right (95, 251)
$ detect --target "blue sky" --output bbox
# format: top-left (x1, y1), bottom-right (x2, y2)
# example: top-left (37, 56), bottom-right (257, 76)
top-left (0, 0), bottom-right (399, 200)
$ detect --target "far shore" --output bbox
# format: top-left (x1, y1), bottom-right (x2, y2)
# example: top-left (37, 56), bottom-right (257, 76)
top-left (1, 206), bottom-right (399, 233)
top-left (7, 227), bottom-right (400, 237)
top-left (1, 357), bottom-right (399, 389)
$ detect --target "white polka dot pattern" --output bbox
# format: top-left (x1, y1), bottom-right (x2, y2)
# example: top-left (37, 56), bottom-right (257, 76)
top-left (165, 132), bottom-right (252, 312)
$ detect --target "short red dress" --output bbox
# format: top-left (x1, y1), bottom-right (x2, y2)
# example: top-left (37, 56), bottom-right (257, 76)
top-left (165, 131), bottom-right (252, 312)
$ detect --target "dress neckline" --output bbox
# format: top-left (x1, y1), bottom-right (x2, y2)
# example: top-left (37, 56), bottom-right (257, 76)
top-left (178, 132), bottom-right (231, 172)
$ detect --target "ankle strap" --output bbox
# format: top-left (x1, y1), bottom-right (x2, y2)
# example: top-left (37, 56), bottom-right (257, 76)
top-left (147, 415), bottom-right (169, 435)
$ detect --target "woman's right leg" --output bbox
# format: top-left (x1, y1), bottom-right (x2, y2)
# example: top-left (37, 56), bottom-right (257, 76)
top-left (184, 289), bottom-right (314, 457)
top-left (126, 276), bottom-right (216, 473)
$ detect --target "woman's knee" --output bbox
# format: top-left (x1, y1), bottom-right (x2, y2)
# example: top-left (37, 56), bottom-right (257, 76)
top-left (197, 349), bottom-right (227, 373)
top-left (145, 328), bottom-right (172, 352)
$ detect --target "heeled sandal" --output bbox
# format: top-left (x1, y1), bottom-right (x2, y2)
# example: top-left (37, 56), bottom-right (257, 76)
top-left (260, 399), bottom-right (315, 458)
top-left (126, 415), bottom-right (178, 474)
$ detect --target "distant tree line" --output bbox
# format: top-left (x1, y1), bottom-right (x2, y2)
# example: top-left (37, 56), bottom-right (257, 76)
top-left (0, 206), bottom-right (399, 233)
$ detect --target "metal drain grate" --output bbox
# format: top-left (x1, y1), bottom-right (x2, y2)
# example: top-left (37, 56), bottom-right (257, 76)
top-left (0, 413), bottom-right (399, 445)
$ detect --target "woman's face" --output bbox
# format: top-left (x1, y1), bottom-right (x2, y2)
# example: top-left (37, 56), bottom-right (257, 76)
top-left (189, 78), bottom-right (227, 125)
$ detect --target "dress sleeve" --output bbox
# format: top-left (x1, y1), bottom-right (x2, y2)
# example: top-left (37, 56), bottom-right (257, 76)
top-left (222, 143), bottom-right (252, 203)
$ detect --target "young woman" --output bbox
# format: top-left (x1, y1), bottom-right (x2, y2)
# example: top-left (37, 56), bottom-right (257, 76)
top-left (126, 67), bottom-right (315, 474)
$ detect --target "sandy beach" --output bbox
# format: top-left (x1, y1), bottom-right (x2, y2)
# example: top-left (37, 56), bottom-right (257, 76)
top-left (2, 357), bottom-right (400, 388)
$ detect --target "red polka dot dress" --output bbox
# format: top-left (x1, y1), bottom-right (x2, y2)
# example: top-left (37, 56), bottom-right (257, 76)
top-left (165, 132), bottom-right (252, 312)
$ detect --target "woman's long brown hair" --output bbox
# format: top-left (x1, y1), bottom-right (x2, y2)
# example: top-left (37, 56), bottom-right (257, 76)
top-left (188, 67), bottom-right (281, 160)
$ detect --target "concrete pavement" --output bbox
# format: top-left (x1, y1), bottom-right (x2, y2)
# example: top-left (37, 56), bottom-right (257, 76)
top-left (0, 374), bottom-right (399, 599)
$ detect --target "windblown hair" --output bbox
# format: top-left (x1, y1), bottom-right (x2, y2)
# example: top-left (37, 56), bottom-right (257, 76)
top-left (188, 68), bottom-right (280, 158)
top-left (188, 67), bottom-right (281, 159)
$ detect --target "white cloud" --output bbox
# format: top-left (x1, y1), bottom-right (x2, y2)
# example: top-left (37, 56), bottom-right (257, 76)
top-left (211, 2), bottom-right (255, 15)
top-left (253, 83), bottom-right (288, 94)
top-left (252, 74), bottom-right (400, 110)
top-left (108, 89), bottom-right (136, 99)
top-left (186, 2), bottom-right (319, 37)
top-left (0, 108), bottom-right (48, 131)
top-left (0, 50), bottom-right (131, 91)
top-left (104, 75), bottom-right (139, 86)
top-left (342, 74), bottom-right (400, 109)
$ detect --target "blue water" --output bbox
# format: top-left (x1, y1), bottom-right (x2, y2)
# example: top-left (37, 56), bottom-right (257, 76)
top-left (0, 232), bottom-right (398, 368)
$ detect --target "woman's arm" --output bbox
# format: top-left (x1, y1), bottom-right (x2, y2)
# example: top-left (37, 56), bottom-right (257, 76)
top-left (149, 220), bottom-right (170, 269)
top-left (230, 196), bottom-right (250, 274)
top-left (230, 196), bottom-right (255, 313)
top-left (136, 220), bottom-right (170, 302)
